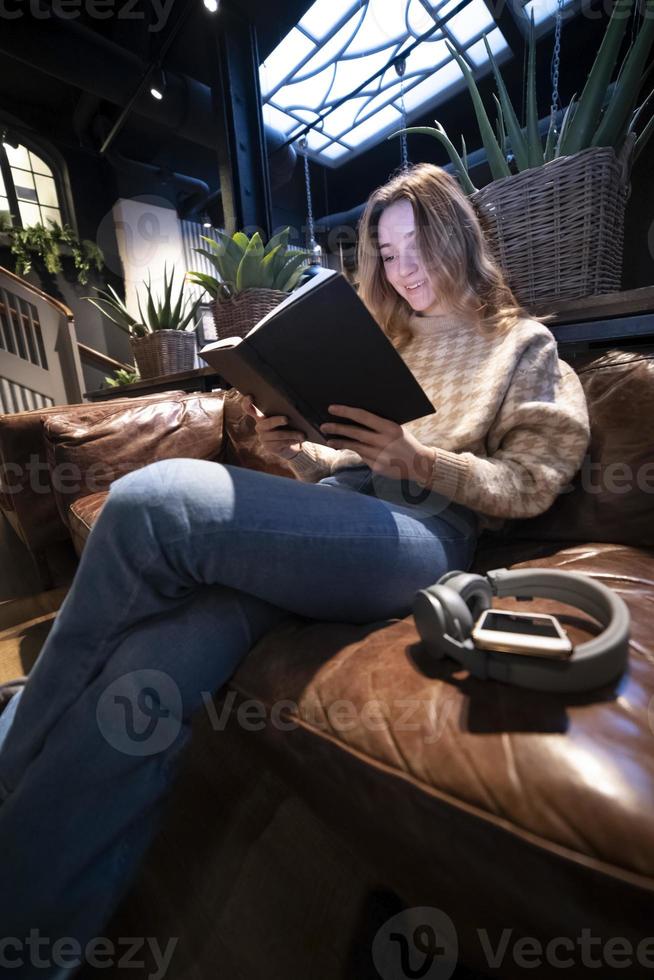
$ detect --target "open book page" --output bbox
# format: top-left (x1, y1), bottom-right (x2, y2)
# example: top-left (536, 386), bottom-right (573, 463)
top-left (244, 266), bottom-right (337, 337)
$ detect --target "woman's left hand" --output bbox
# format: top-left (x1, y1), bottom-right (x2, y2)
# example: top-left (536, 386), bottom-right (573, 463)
top-left (320, 405), bottom-right (434, 485)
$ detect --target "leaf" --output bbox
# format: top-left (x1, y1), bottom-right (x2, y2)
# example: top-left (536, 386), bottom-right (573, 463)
top-left (555, 95), bottom-right (578, 157)
top-left (260, 244), bottom-right (284, 288)
top-left (526, 12), bottom-right (545, 167)
top-left (560, 0), bottom-right (633, 155)
top-left (236, 232), bottom-right (265, 290)
top-left (232, 231), bottom-right (251, 253)
top-left (483, 33), bottom-right (529, 171)
top-left (274, 252), bottom-right (310, 292)
top-left (592, 0), bottom-right (654, 149)
top-left (446, 42), bottom-right (511, 181)
top-left (389, 123), bottom-right (478, 194)
top-left (263, 227), bottom-right (290, 255)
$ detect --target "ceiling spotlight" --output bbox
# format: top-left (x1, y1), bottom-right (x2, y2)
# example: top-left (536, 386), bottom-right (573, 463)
top-left (203, 0), bottom-right (219, 12)
top-left (149, 66), bottom-right (166, 101)
top-left (201, 212), bottom-right (212, 228)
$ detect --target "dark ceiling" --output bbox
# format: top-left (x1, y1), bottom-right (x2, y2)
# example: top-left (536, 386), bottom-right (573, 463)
top-left (0, 0), bottom-right (623, 233)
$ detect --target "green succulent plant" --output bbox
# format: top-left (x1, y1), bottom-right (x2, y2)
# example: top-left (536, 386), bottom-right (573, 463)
top-left (188, 227), bottom-right (311, 300)
top-left (104, 366), bottom-right (141, 387)
top-left (85, 264), bottom-right (202, 338)
top-left (391, 0), bottom-right (654, 193)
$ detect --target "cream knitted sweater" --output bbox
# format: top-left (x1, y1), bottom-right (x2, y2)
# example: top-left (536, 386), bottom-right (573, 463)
top-left (287, 311), bottom-right (590, 529)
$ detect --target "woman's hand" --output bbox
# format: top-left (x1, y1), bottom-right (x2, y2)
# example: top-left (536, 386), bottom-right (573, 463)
top-left (242, 395), bottom-right (306, 460)
top-left (320, 405), bottom-right (435, 485)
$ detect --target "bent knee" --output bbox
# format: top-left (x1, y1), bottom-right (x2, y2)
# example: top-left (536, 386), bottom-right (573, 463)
top-left (110, 458), bottom-right (226, 502)
top-left (105, 458), bottom-right (234, 539)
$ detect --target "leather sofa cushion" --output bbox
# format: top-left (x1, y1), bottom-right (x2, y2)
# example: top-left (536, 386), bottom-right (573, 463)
top-left (509, 349), bottom-right (654, 546)
top-left (226, 541), bottom-right (654, 972)
top-left (42, 392), bottom-right (227, 532)
top-left (0, 390), bottom-right (186, 552)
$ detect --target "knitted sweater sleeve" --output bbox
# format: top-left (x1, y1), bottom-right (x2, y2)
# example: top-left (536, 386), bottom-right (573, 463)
top-left (286, 442), bottom-right (363, 481)
top-left (424, 333), bottom-right (590, 519)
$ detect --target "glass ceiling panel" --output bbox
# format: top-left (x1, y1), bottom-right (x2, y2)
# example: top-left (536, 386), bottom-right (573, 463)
top-left (298, 0), bottom-right (358, 41)
top-left (345, 0), bottom-right (409, 55)
top-left (260, 0), bottom-right (574, 168)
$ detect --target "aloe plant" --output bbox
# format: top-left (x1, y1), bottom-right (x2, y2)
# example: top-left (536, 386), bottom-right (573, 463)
top-left (188, 227), bottom-right (311, 301)
top-left (390, 0), bottom-right (654, 193)
top-left (85, 264), bottom-right (202, 337)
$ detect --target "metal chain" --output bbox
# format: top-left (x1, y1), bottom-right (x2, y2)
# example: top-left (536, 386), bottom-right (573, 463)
top-left (395, 57), bottom-right (409, 170)
top-left (550, 0), bottom-right (564, 117)
top-left (299, 136), bottom-right (314, 245)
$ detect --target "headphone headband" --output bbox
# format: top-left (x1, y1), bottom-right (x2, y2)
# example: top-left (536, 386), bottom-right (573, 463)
top-left (413, 567), bottom-right (630, 692)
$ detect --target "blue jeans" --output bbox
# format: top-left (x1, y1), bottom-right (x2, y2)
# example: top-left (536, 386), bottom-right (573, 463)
top-left (0, 459), bottom-right (477, 977)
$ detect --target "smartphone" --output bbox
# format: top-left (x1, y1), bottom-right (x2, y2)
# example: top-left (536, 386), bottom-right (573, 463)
top-left (471, 609), bottom-right (573, 659)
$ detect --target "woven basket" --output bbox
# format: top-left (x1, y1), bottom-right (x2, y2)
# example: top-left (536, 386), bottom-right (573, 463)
top-left (470, 142), bottom-right (633, 307)
top-left (212, 288), bottom-right (287, 341)
top-left (129, 330), bottom-right (197, 380)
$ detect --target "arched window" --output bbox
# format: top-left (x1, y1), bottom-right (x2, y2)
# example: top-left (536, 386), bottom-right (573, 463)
top-left (0, 141), bottom-right (64, 229)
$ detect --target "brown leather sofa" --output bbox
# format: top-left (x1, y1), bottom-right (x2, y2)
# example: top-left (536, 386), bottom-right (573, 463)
top-left (0, 348), bottom-right (653, 980)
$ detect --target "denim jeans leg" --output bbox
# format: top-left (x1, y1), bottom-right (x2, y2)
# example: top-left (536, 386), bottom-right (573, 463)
top-left (0, 457), bottom-right (477, 975)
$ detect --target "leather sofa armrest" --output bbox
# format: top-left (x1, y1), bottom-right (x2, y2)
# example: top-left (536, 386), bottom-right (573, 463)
top-left (42, 392), bottom-right (228, 532)
top-left (0, 390), bottom-right (187, 553)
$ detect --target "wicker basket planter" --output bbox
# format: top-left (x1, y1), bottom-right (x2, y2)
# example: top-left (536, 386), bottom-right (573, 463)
top-left (129, 330), bottom-right (197, 379)
top-left (212, 288), bottom-right (287, 341)
top-left (470, 144), bottom-right (632, 307)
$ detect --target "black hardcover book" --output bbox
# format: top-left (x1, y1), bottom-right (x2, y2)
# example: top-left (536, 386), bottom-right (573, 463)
top-left (198, 269), bottom-right (435, 446)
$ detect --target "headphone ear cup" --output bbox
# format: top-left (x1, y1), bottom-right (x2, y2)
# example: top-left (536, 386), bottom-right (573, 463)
top-left (413, 584), bottom-right (474, 659)
top-left (439, 572), bottom-right (493, 622)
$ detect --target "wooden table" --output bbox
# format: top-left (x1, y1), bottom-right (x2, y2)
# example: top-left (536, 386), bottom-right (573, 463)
top-left (84, 366), bottom-right (229, 402)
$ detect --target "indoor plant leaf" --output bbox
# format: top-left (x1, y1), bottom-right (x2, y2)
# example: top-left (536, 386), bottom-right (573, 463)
top-left (525, 13), bottom-right (545, 168)
top-left (446, 41), bottom-right (512, 181)
top-left (591, 0), bottom-right (654, 148)
top-left (236, 232), bottom-right (265, 290)
top-left (483, 33), bottom-right (530, 171)
top-left (559, 0), bottom-right (633, 155)
top-left (389, 123), bottom-right (478, 194)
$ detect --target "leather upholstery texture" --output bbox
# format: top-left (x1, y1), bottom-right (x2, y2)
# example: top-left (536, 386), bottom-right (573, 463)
top-left (42, 392), bottom-right (226, 532)
top-left (0, 390), bottom-right (187, 551)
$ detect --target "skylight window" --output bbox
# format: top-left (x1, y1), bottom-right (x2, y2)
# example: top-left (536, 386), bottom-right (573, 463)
top-left (260, 0), bottom-right (573, 168)
top-left (259, 0), bottom-right (512, 168)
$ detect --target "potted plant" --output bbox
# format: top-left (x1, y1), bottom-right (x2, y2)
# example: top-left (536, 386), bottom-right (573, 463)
top-left (85, 264), bottom-right (202, 379)
top-left (187, 227), bottom-right (310, 339)
top-left (2, 219), bottom-right (104, 286)
top-left (393, 0), bottom-right (654, 306)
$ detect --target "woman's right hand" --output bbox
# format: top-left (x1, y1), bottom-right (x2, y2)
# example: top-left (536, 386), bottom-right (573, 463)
top-left (242, 395), bottom-right (306, 460)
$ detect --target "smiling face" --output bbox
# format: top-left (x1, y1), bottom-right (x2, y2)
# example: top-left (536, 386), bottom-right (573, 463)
top-left (377, 198), bottom-right (450, 316)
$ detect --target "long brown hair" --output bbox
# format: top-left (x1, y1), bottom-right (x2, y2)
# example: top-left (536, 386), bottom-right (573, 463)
top-left (356, 162), bottom-right (530, 351)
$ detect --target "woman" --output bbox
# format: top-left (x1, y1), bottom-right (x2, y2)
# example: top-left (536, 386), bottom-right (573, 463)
top-left (0, 163), bottom-right (589, 974)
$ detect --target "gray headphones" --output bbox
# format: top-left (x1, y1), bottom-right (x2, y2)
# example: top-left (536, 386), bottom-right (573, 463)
top-left (413, 567), bottom-right (630, 692)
